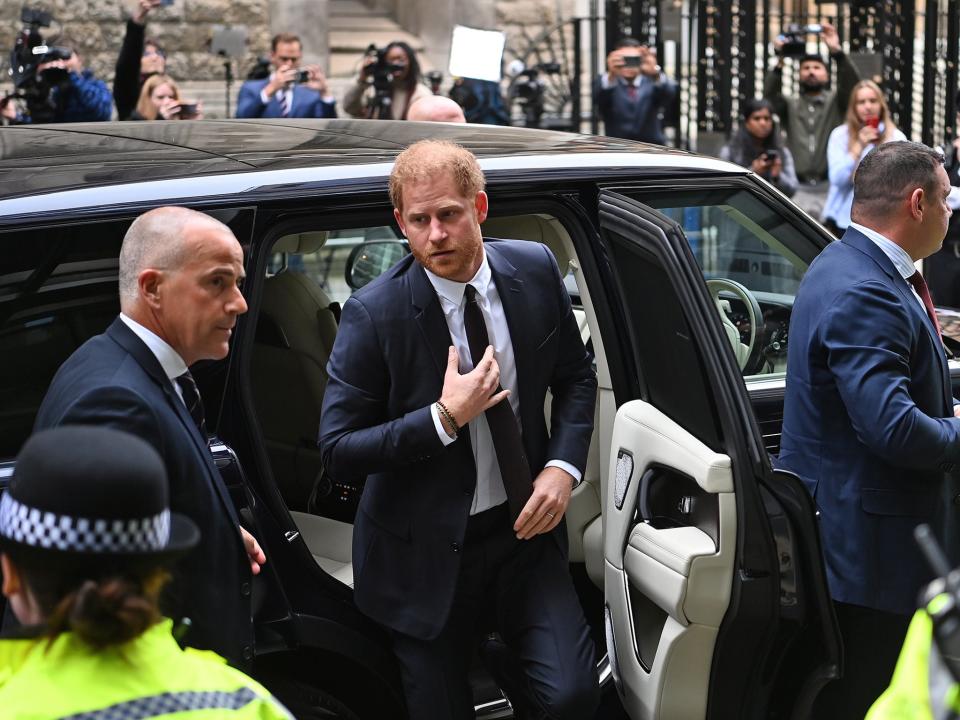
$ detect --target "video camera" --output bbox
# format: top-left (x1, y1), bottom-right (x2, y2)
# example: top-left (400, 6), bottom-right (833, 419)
top-left (361, 44), bottom-right (406, 119)
top-left (6, 7), bottom-right (73, 123)
top-left (508, 61), bottom-right (560, 128)
top-left (776, 24), bottom-right (823, 58)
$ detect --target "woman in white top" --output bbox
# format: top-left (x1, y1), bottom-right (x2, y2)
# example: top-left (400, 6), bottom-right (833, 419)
top-left (823, 80), bottom-right (906, 236)
top-left (344, 41), bottom-right (432, 120)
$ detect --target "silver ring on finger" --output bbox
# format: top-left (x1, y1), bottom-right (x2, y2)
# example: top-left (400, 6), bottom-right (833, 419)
top-left (546, 512), bottom-right (555, 519)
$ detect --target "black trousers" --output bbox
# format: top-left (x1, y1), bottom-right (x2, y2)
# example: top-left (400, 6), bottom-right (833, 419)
top-left (390, 503), bottom-right (600, 720)
top-left (811, 601), bottom-right (911, 719)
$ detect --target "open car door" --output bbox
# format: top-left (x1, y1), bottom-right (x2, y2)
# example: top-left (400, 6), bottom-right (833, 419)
top-left (596, 190), bottom-right (840, 718)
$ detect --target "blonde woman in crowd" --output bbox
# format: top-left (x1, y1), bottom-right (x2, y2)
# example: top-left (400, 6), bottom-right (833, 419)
top-left (131, 74), bottom-right (202, 121)
top-left (823, 80), bottom-right (905, 236)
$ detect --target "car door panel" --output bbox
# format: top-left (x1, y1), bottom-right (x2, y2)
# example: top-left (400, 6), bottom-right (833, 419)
top-left (605, 399), bottom-right (734, 718)
top-left (594, 189), bottom-right (838, 718)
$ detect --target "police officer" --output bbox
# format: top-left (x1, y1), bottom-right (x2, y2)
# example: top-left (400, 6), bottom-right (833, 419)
top-left (0, 426), bottom-right (292, 719)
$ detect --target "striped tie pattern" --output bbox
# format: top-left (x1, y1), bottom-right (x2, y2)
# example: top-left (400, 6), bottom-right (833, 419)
top-left (176, 371), bottom-right (207, 438)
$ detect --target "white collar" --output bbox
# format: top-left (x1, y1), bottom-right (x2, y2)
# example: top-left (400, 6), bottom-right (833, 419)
top-left (423, 250), bottom-right (492, 307)
top-left (119, 313), bottom-right (189, 380)
top-left (848, 222), bottom-right (917, 280)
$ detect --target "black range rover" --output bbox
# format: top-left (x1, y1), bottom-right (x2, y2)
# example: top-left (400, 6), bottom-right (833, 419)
top-left (1, 118), bottom-right (935, 719)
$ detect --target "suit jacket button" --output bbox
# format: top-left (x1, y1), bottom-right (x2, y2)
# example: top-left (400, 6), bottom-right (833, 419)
top-left (953, 493), bottom-right (960, 506)
top-left (242, 644), bottom-right (253, 661)
top-left (241, 582), bottom-right (251, 597)
top-left (451, 542), bottom-right (461, 553)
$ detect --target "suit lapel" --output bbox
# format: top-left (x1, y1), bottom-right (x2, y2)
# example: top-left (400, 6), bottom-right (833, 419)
top-left (843, 230), bottom-right (951, 408)
top-left (409, 262), bottom-right (454, 380)
top-left (106, 318), bottom-right (240, 523)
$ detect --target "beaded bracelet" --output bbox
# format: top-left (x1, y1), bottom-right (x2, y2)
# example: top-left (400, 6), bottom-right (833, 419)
top-left (436, 400), bottom-right (460, 438)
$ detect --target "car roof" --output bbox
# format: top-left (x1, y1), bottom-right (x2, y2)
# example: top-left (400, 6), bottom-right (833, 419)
top-left (0, 119), bottom-right (743, 218)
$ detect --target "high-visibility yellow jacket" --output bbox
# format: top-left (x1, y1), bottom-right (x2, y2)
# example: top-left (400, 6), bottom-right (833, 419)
top-left (867, 603), bottom-right (960, 720)
top-left (0, 619), bottom-right (292, 719)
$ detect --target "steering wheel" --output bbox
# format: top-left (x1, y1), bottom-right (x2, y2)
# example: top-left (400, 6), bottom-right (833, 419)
top-left (705, 278), bottom-right (766, 375)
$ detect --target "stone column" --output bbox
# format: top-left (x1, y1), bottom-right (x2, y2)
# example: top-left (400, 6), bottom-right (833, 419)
top-left (269, 0), bottom-right (329, 67)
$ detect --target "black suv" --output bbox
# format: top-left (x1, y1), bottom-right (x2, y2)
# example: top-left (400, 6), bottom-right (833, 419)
top-left (3, 119), bottom-right (953, 719)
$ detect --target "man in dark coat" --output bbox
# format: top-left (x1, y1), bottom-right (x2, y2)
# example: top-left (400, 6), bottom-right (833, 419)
top-left (780, 141), bottom-right (959, 717)
top-left (319, 140), bottom-right (599, 719)
top-left (34, 206), bottom-right (264, 667)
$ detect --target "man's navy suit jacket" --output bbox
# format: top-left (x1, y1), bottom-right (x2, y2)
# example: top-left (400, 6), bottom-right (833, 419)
top-left (34, 318), bottom-right (253, 664)
top-left (236, 78), bottom-right (337, 119)
top-left (779, 228), bottom-right (960, 615)
top-left (319, 239), bottom-right (597, 640)
top-left (596, 75), bottom-right (676, 145)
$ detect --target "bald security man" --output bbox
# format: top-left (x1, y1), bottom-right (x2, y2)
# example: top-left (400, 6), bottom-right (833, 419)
top-left (408, 95), bottom-right (466, 123)
top-left (34, 207), bottom-right (265, 667)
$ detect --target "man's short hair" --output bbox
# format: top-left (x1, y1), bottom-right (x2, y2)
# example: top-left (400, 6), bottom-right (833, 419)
top-left (118, 208), bottom-right (228, 303)
top-left (271, 33), bottom-right (301, 52)
top-left (851, 141), bottom-right (944, 221)
top-left (798, 53), bottom-right (828, 68)
top-left (143, 38), bottom-right (165, 57)
top-left (615, 37), bottom-right (642, 50)
top-left (389, 140), bottom-right (485, 212)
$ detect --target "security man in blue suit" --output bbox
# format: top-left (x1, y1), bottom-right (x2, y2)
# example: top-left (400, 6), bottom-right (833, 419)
top-left (780, 141), bottom-right (959, 718)
top-left (319, 140), bottom-right (599, 719)
top-left (236, 33), bottom-right (336, 119)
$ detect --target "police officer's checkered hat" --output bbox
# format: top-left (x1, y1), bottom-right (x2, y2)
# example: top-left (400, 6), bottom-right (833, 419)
top-left (0, 426), bottom-right (199, 559)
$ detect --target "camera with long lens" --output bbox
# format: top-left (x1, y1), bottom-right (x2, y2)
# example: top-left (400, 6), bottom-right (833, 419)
top-left (362, 44), bottom-right (405, 119)
top-left (509, 61), bottom-right (559, 129)
top-left (776, 24), bottom-right (823, 58)
top-left (6, 7), bottom-right (73, 123)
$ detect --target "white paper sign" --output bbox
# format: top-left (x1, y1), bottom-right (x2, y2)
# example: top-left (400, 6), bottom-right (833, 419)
top-left (448, 25), bottom-right (506, 83)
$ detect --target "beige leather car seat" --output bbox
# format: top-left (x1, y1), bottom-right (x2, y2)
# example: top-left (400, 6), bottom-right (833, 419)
top-left (252, 232), bottom-right (357, 588)
top-left (252, 231), bottom-right (337, 511)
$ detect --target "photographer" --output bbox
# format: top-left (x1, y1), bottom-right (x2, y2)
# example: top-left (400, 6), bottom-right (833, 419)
top-left (763, 22), bottom-right (860, 191)
top-left (343, 41), bottom-right (431, 120)
top-left (34, 50), bottom-right (112, 123)
top-left (113, 0), bottom-right (167, 121)
top-left (130, 74), bottom-right (202, 120)
top-left (236, 33), bottom-right (336, 119)
top-left (6, 9), bottom-right (112, 124)
top-left (596, 37), bottom-right (677, 145)
top-left (720, 98), bottom-right (798, 197)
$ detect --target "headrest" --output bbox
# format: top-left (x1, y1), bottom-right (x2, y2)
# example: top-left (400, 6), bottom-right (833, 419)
top-left (272, 231), bottom-right (329, 255)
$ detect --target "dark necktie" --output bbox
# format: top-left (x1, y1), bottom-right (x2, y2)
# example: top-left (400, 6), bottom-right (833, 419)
top-left (462, 284), bottom-right (532, 518)
top-left (279, 89), bottom-right (291, 117)
top-left (626, 82), bottom-right (638, 101)
top-left (907, 271), bottom-right (942, 341)
top-left (176, 371), bottom-right (207, 438)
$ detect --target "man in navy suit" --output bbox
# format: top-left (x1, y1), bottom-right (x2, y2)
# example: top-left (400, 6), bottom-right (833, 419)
top-left (34, 207), bottom-right (265, 666)
top-left (597, 37), bottom-right (676, 145)
top-left (236, 33), bottom-right (336, 119)
top-left (319, 140), bottom-right (599, 719)
top-left (780, 141), bottom-right (958, 718)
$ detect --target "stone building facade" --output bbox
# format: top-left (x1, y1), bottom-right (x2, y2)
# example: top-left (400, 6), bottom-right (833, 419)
top-left (2, 0), bottom-right (585, 118)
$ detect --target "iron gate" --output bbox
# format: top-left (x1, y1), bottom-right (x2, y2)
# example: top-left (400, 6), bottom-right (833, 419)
top-left (603, 0), bottom-right (959, 150)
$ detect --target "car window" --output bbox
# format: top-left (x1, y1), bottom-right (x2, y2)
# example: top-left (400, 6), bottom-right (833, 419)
top-left (628, 187), bottom-right (811, 378)
top-left (0, 222), bottom-right (127, 458)
top-left (266, 226), bottom-right (405, 306)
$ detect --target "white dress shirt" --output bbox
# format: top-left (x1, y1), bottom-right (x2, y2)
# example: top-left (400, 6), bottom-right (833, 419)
top-left (119, 313), bottom-right (190, 406)
top-left (424, 253), bottom-right (580, 515)
top-left (848, 222), bottom-right (927, 315)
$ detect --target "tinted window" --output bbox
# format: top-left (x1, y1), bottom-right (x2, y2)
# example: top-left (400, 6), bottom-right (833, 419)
top-left (0, 222), bottom-right (128, 457)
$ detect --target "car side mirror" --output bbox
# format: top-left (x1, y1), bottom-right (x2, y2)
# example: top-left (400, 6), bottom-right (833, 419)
top-left (345, 240), bottom-right (410, 290)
